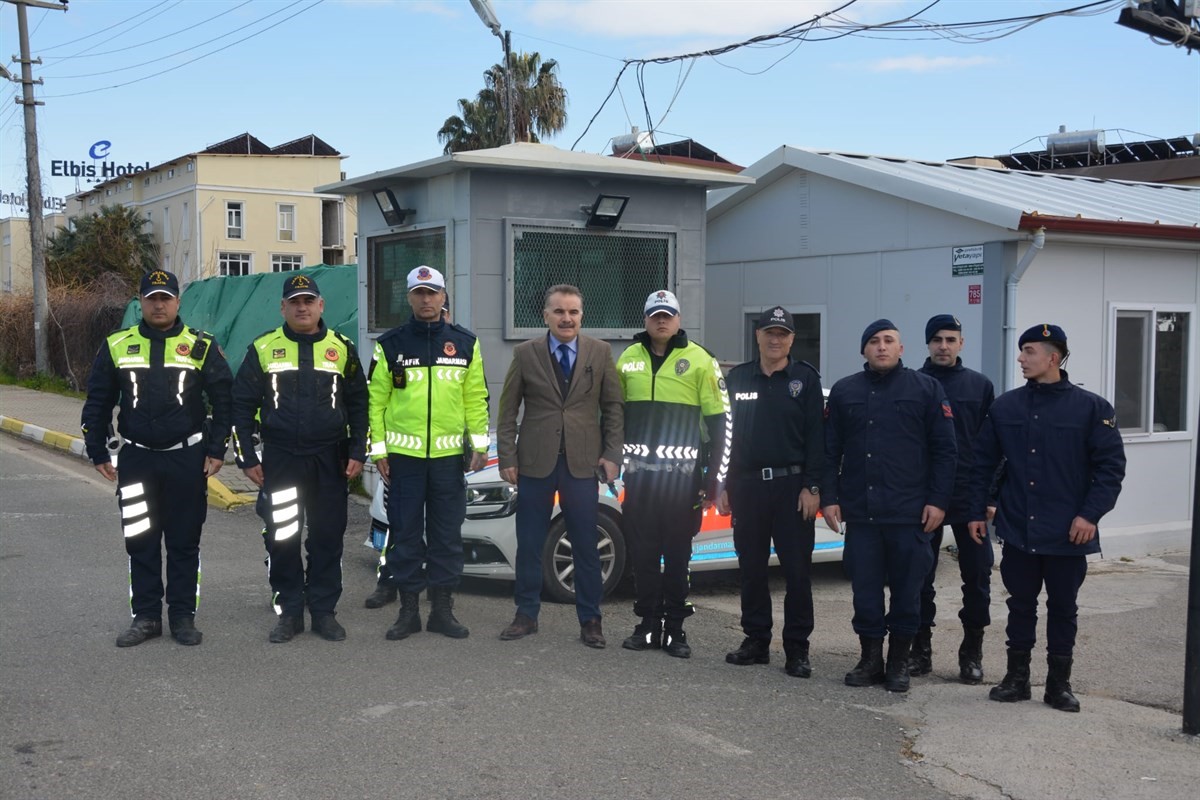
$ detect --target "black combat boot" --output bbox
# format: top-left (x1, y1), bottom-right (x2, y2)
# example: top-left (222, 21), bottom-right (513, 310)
top-left (116, 617), bottom-right (162, 648)
top-left (988, 649), bottom-right (1032, 702)
top-left (908, 626), bottom-right (933, 676)
top-left (169, 616), bottom-right (203, 646)
top-left (425, 586), bottom-right (469, 639)
top-left (1044, 654), bottom-right (1081, 712)
top-left (621, 617), bottom-right (663, 651)
top-left (885, 635), bottom-right (913, 693)
top-left (364, 584), bottom-right (398, 609)
top-left (311, 613), bottom-right (346, 641)
top-left (725, 637), bottom-right (770, 665)
top-left (662, 626), bottom-right (691, 659)
top-left (784, 641), bottom-right (812, 678)
top-left (386, 592), bottom-right (422, 640)
top-left (958, 627), bottom-right (985, 685)
top-left (269, 614), bottom-right (304, 643)
top-left (844, 636), bottom-right (885, 687)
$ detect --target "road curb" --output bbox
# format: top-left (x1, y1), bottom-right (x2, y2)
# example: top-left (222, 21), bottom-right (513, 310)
top-left (1, 414), bottom-right (253, 510)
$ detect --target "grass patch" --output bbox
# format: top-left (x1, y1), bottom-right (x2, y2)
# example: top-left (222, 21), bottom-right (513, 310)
top-left (0, 369), bottom-right (86, 399)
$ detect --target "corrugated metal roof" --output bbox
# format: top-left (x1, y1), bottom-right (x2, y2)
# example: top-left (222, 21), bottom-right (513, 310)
top-left (708, 146), bottom-right (1200, 232)
top-left (318, 142), bottom-right (754, 194)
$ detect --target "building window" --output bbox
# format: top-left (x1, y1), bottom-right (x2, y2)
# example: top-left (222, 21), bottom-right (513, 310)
top-left (181, 201), bottom-right (189, 239)
top-left (506, 224), bottom-right (673, 337)
top-left (163, 253), bottom-right (171, 271)
top-left (186, 161), bottom-right (194, 172)
top-left (219, 251), bottom-right (252, 276)
top-left (124, 180), bottom-right (133, 190)
top-left (143, 176), bottom-right (151, 186)
top-left (163, 206), bottom-right (171, 244)
top-left (277, 203), bottom-right (295, 242)
top-left (1113, 306), bottom-right (1191, 434)
top-left (167, 168), bottom-right (175, 179)
top-left (226, 201), bottom-right (243, 239)
top-left (369, 228), bottom-right (446, 331)
top-left (272, 254), bottom-right (303, 272)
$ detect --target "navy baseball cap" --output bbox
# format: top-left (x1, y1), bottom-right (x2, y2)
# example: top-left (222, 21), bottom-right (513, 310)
top-left (861, 318), bottom-right (899, 353)
top-left (925, 314), bottom-right (962, 343)
top-left (756, 306), bottom-right (795, 332)
top-left (140, 269), bottom-right (179, 298)
top-left (282, 274), bottom-right (320, 299)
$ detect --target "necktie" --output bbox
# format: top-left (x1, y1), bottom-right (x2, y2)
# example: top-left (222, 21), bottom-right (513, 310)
top-left (557, 343), bottom-right (573, 379)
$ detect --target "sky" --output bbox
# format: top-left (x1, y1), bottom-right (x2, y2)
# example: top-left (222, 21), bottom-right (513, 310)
top-left (1, 0), bottom-right (1197, 212)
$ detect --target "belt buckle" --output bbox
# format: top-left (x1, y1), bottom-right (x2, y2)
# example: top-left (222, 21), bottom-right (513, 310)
top-left (761, 467), bottom-right (773, 481)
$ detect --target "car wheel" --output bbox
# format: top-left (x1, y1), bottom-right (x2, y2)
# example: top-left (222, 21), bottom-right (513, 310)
top-left (540, 511), bottom-right (625, 604)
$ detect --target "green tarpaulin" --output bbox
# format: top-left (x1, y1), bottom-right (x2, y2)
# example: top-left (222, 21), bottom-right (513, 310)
top-left (121, 265), bottom-right (359, 373)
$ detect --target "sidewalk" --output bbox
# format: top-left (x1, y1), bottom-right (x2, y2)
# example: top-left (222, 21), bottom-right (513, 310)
top-left (0, 384), bottom-right (256, 509)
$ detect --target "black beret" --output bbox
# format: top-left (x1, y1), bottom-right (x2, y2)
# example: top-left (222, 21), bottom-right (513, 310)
top-left (925, 314), bottom-right (961, 343)
top-left (1018, 323), bottom-right (1067, 348)
top-left (861, 318), bottom-right (899, 353)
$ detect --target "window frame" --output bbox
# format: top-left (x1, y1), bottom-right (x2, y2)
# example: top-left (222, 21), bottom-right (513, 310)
top-left (225, 201), bottom-right (243, 240)
top-left (218, 251), bottom-right (252, 277)
top-left (1106, 301), bottom-right (1195, 441)
top-left (366, 222), bottom-right (451, 334)
top-left (271, 253), bottom-right (304, 272)
top-left (503, 218), bottom-right (676, 340)
top-left (277, 202), bottom-right (296, 242)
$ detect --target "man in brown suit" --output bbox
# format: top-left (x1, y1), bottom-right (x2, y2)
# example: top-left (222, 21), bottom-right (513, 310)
top-left (496, 284), bottom-right (624, 647)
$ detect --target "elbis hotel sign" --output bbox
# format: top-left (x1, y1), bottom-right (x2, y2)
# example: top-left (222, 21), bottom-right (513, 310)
top-left (50, 140), bottom-right (150, 181)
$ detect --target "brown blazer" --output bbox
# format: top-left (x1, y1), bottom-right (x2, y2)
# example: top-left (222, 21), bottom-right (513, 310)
top-left (497, 333), bottom-right (624, 480)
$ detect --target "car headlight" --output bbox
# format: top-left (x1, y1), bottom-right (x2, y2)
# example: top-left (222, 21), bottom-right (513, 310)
top-left (465, 481), bottom-right (518, 519)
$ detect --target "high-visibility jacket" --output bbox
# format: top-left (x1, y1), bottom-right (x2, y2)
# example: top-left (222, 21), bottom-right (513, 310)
top-left (230, 321), bottom-right (368, 468)
top-left (616, 330), bottom-right (730, 494)
top-left (81, 318), bottom-right (232, 464)
top-left (367, 319), bottom-right (489, 460)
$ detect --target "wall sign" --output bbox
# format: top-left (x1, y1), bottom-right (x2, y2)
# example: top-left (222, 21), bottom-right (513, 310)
top-left (952, 244), bottom-right (984, 276)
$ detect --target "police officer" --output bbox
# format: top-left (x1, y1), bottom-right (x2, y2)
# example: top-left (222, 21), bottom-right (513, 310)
top-left (716, 307), bottom-right (824, 678)
top-left (231, 274), bottom-right (368, 643)
top-left (82, 269), bottom-right (232, 648)
top-left (912, 314), bottom-right (996, 683)
top-left (616, 290), bottom-right (730, 659)
top-left (968, 324), bottom-right (1125, 712)
top-left (823, 319), bottom-right (956, 693)
top-left (366, 266), bottom-right (489, 641)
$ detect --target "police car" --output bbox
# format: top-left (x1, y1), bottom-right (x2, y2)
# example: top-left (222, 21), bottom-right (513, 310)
top-left (366, 433), bottom-right (842, 604)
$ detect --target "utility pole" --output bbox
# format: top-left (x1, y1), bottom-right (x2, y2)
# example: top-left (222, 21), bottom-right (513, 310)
top-left (3, 0), bottom-right (68, 375)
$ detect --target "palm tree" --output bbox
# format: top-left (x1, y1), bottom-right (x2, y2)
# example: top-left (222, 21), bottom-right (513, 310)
top-left (438, 51), bottom-right (568, 154)
top-left (47, 205), bottom-right (159, 288)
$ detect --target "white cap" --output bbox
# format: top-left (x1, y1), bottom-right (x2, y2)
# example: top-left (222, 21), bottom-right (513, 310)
top-left (644, 289), bottom-right (680, 317)
top-left (407, 265), bottom-right (445, 292)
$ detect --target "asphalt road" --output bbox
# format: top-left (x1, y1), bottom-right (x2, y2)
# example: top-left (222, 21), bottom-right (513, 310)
top-left (1, 437), bottom-right (957, 800)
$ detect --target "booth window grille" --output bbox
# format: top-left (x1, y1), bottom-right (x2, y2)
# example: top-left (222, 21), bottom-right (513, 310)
top-left (509, 225), bottom-right (673, 336)
top-left (370, 228), bottom-right (447, 332)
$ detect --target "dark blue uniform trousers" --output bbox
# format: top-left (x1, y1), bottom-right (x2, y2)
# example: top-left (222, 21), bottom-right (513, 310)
top-left (730, 474), bottom-right (816, 647)
top-left (116, 441), bottom-right (207, 621)
top-left (999, 544), bottom-right (1087, 656)
top-left (261, 444), bottom-right (347, 617)
top-left (918, 523), bottom-right (994, 630)
top-left (623, 472), bottom-right (703, 626)
top-left (513, 454), bottom-right (603, 624)
top-left (382, 454), bottom-right (466, 592)
top-left (845, 523), bottom-right (934, 638)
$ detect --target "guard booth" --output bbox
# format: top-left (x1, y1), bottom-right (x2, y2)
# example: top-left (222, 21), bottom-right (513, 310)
top-left (316, 142), bottom-right (752, 413)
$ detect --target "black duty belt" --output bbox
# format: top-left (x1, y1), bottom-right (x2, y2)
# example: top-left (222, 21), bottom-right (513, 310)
top-left (748, 465), bottom-right (804, 481)
top-left (125, 431), bottom-right (203, 451)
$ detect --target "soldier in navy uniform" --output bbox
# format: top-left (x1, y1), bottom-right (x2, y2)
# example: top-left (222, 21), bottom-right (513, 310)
top-left (969, 324), bottom-right (1125, 712)
top-left (81, 270), bottom-right (232, 648)
top-left (822, 319), bottom-right (956, 693)
top-left (717, 307), bottom-right (825, 678)
top-left (912, 314), bottom-right (996, 683)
